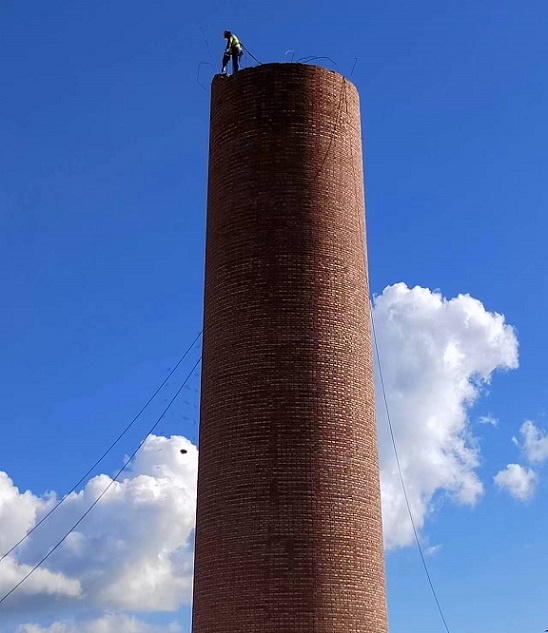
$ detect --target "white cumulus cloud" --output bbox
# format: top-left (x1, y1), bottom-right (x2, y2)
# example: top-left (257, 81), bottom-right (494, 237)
top-left (0, 435), bottom-right (197, 614)
top-left (513, 420), bottom-right (548, 464)
top-left (373, 283), bottom-right (518, 548)
top-left (495, 419), bottom-right (548, 500)
top-left (0, 554), bottom-right (81, 602)
top-left (494, 464), bottom-right (536, 500)
top-left (17, 614), bottom-right (182, 633)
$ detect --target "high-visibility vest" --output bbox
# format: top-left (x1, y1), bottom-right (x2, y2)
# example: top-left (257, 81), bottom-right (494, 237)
top-left (227, 34), bottom-right (241, 51)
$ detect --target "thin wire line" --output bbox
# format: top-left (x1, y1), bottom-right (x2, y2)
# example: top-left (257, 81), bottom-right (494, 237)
top-left (0, 355), bottom-right (202, 607)
top-left (350, 57), bottom-right (358, 79)
top-left (310, 76), bottom-right (347, 184)
top-left (199, 26), bottom-right (217, 69)
top-left (370, 303), bottom-right (452, 633)
top-left (197, 61), bottom-right (215, 91)
top-left (241, 44), bottom-right (262, 65)
top-left (295, 55), bottom-right (340, 73)
top-left (344, 90), bottom-right (450, 631)
top-left (0, 332), bottom-right (202, 564)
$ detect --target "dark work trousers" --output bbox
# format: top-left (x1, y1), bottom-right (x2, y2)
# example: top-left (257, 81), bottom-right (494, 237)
top-left (222, 47), bottom-right (242, 73)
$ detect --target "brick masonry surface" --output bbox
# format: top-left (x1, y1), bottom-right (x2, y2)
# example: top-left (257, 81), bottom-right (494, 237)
top-left (192, 63), bottom-right (388, 633)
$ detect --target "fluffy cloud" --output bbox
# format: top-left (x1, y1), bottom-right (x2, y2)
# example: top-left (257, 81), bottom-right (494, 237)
top-left (0, 472), bottom-right (52, 556)
top-left (513, 420), bottom-right (548, 464)
top-left (0, 435), bottom-right (197, 614)
top-left (494, 420), bottom-right (548, 500)
top-left (478, 415), bottom-right (498, 427)
top-left (17, 614), bottom-right (182, 633)
top-left (0, 555), bottom-right (81, 603)
top-left (373, 283), bottom-right (518, 548)
top-left (0, 472), bottom-right (82, 603)
top-left (494, 464), bottom-right (536, 500)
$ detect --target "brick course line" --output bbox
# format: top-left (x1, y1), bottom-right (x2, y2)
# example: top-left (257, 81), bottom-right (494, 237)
top-left (192, 63), bottom-right (388, 633)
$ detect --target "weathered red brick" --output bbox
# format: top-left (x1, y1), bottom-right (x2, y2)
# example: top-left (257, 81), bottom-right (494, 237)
top-left (193, 63), bottom-right (388, 633)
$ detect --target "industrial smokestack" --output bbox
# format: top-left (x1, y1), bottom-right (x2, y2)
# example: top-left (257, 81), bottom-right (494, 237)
top-left (192, 63), bottom-right (388, 633)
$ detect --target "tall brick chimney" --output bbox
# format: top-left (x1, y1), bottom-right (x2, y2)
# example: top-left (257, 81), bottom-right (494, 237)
top-left (192, 63), bottom-right (388, 633)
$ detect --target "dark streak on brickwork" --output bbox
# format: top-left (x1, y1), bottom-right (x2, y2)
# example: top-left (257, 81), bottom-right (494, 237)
top-left (192, 63), bottom-right (388, 633)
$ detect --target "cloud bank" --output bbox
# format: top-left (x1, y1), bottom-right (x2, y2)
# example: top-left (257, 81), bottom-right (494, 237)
top-left (373, 283), bottom-right (518, 548)
top-left (1, 435), bottom-right (197, 616)
top-left (17, 614), bottom-right (182, 633)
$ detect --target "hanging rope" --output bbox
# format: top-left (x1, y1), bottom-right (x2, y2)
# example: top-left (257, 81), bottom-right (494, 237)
top-left (241, 44), bottom-right (262, 65)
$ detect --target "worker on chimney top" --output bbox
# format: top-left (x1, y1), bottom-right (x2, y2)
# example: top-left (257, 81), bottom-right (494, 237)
top-left (221, 30), bottom-right (243, 75)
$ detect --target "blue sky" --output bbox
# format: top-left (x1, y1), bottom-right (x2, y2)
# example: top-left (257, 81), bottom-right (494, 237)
top-left (1, 1), bottom-right (547, 632)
